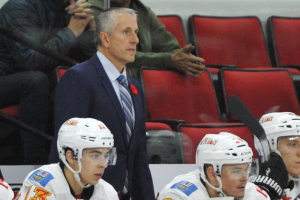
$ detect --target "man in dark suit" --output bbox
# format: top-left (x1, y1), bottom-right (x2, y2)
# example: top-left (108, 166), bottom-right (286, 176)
top-left (50, 7), bottom-right (155, 200)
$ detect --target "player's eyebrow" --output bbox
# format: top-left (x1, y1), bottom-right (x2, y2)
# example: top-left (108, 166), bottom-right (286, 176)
top-left (89, 150), bottom-right (102, 154)
top-left (85, 149), bottom-right (109, 155)
top-left (287, 137), bottom-right (300, 142)
top-left (232, 166), bottom-right (242, 170)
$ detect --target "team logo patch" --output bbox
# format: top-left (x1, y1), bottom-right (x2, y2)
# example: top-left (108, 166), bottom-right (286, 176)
top-left (170, 181), bottom-right (198, 196)
top-left (29, 170), bottom-right (54, 187)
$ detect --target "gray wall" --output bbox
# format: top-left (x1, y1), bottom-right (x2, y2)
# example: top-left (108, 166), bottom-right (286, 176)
top-left (1, 0), bottom-right (298, 34)
top-left (143, 0), bottom-right (300, 35)
top-left (1, 0), bottom-right (299, 23)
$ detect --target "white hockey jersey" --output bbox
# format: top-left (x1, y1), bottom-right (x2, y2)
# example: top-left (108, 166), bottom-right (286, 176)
top-left (158, 169), bottom-right (270, 200)
top-left (282, 180), bottom-right (300, 200)
top-left (15, 163), bottom-right (118, 200)
top-left (0, 178), bottom-right (14, 200)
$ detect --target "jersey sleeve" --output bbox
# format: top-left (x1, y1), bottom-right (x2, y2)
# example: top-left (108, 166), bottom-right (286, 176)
top-left (0, 178), bottom-right (14, 200)
top-left (15, 169), bottom-right (56, 200)
top-left (15, 185), bottom-right (56, 200)
top-left (245, 183), bottom-right (271, 200)
top-left (158, 180), bottom-right (200, 200)
top-left (254, 186), bottom-right (271, 200)
top-left (158, 188), bottom-right (190, 200)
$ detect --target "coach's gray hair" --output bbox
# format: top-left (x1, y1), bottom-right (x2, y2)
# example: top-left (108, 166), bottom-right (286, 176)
top-left (94, 7), bottom-right (138, 46)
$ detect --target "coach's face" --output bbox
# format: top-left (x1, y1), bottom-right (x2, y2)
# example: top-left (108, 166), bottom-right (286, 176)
top-left (105, 12), bottom-right (139, 70)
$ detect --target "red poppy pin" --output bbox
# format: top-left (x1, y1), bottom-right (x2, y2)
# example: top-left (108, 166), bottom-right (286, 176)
top-left (131, 85), bottom-right (138, 95)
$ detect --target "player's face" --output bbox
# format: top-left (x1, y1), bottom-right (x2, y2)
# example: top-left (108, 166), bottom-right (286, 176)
top-left (278, 136), bottom-right (300, 176)
top-left (221, 163), bottom-right (249, 198)
top-left (79, 148), bottom-right (109, 185)
top-left (105, 12), bottom-right (139, 68)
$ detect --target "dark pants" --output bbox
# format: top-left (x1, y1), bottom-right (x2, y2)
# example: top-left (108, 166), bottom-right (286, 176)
top-left (0, 71), bottom-right (50, 164)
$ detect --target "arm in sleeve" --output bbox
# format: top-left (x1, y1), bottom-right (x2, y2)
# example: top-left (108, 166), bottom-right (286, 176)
top-left (1, 2), bottom-right (77, 72)
top-left (89, 0), bottom-right (105, 19)
top-left (16, 185), bottom-right (56, 200)
top-left (249, 152), bottom-right (288, 200)
top-left (89, 0), bottom-right (181, 69)
top-left (130, 87), bottom-right (155, 200)
top-left (0, 178), bottom-right (14, 200)
top-left (54, 67), bottom-right (93, 136)
top-left (127, 7), bottom-right (181, 69)
top-left (157, 188), bottom-right (190, 200)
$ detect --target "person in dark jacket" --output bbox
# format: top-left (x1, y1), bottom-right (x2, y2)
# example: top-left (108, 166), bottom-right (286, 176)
top-left (77, 0), bottom-right (206, 80)
top-left (0, 0), bottom-right (94, 164)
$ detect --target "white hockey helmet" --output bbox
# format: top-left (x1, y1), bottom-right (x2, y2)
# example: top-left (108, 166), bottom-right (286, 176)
top-left (196, 132), bottom-right (253, 176)
top-left (196, 132), bottom-right (253, 197)
top-left (259, 112), bottom-right (300, 181)
top-left (259, 112), bottom-right (300, 151)
top-left (57, 118), bottom-right (116, 187)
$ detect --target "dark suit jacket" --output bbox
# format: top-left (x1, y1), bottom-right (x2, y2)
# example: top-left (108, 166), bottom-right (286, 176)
top-left (49, 54), bottom-right (155, 200)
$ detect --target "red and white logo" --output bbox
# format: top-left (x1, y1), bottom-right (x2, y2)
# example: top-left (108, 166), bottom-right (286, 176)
top-left (98, 124), bottom-right (107, 129)
top-left (260, 116), bottom-right (274, 123)
top-left (64, 120), bottom-right (78, 126)
top-left (204, 138), bottom-right (218, 145)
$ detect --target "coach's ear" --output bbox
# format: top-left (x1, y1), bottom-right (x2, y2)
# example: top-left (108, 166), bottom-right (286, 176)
top-left (100, 32), bottom-right (110, 48)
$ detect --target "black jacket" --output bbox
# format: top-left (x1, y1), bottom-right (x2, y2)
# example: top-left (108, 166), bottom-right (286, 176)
top-left (0, 0), bottom-right (78, 77)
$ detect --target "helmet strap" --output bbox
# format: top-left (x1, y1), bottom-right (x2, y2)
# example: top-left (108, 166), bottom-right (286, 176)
top-left (74, 172), bottom-right (91, 188)
top-left (62, 149), bottom-right (92, 188)
top-left (201, 173), bottom-right (226, 197)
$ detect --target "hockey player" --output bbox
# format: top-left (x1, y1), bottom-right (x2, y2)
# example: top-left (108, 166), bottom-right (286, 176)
top-left (157, 132), bottom-right (287, 200)
top-left (259, 112), bottom-right (300, 200)
top-left (15, 118), bottom-right (119, 200)
top-left (0, 178), bottom-right (14, 200)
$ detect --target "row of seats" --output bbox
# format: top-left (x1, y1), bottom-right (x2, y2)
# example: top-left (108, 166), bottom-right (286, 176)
top-left (141, 67), bottom-right (300, 164)
top-left (146, 123), bottom-right (258, 164)
top-left (2, 15), bottom-right (300, 165)
top-left (141, 67), bottom-right (300, 124)
top-left (2, 15), bottom-right (299, 120)
top-left (158, 14), bottom-right (300, 75)
top-left (151, 15), bottom-right (300, 164)
top-left (2, 61), bottom-right (299, 164)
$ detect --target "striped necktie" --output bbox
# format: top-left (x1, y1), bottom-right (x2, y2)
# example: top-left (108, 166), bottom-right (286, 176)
top-left (117, 75), bottom-right (134, 143)
top-left (117, 75), bottom-right (134, 195)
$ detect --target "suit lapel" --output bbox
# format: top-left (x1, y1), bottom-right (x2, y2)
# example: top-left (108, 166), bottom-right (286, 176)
top-left (90, 55), bottom-right (129, 148)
